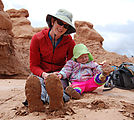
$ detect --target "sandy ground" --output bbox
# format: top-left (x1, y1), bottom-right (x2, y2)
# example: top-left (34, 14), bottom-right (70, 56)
top-left (0, 79), bottom-right (134, 120)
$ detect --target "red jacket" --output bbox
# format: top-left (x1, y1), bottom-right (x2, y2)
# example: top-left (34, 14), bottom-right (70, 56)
top-left (30, 28), bottom-right (75, 77)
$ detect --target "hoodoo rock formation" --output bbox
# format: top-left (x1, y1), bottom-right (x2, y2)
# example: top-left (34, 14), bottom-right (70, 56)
top-left (6, 8), bottom-right (34, 77)
top-left (0, 0), bottom-right (24, 78)
top-left (0, 0), bottom-right (133, 78)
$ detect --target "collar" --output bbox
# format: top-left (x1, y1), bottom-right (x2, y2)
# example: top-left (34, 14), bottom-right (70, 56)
top-left (48, 31), bottom-right (63, 47)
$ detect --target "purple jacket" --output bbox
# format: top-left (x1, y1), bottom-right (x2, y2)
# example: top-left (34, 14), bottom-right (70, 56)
top-left (59, 59), bottom-right (101, 82)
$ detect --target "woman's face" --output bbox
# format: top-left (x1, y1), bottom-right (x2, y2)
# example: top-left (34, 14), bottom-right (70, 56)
top-left (51, 19), bottom-right (69, 37)
top-left (76, 53), bottom-right (89, 64)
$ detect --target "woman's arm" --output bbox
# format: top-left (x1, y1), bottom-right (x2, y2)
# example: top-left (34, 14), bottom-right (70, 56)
top-left (30, 34), bottom-right (44, 76)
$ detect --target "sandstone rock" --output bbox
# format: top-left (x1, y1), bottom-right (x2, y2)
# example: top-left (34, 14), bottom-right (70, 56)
top-left (8, 9), bottom-right (34, 77)
top-left (0, 11), bottom-right (12, 34)
top-left (0, 29), bottom-right (28, 77)
top-left (0, 1), bottom-right (31, 78)
top-left (6, 9), bottom-right (29, 18)
top-left (0, 0), bottom-right (4, 11)
top-left (74, 21), bottom-right (104, 43)
top-left (5, 8), bottom-right (45, 78)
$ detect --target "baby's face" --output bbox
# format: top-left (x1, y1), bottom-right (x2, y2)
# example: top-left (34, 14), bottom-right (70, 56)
top-left (76, 53), bottom-right (89, 64)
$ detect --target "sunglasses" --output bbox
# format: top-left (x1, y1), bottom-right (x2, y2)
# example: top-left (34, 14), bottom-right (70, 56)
top-left (56, 19), bottom-right (70, 29)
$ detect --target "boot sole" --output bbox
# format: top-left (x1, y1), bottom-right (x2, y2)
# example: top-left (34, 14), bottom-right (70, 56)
top-left (25, 75), bottom-right (45, 112)
top-left (45, 74), bottom-right (64, 111)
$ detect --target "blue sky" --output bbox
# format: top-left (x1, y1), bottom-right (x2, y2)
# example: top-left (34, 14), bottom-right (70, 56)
top-left (3, 0), bottom-right (134, 57)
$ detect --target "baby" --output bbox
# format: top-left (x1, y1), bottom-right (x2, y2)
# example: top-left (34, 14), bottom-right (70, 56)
top-left (58, 44), bottom-right (113, 99)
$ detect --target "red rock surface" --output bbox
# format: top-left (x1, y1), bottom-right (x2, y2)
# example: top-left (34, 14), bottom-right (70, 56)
top-left (0, 0), bottom-right (4, 11)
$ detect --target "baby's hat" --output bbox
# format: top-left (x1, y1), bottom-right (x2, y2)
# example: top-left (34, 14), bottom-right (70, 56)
top-left (72, 44), bottom-right (93, 61)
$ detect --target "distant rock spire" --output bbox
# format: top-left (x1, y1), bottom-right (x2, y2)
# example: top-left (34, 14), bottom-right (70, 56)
top-left (0, 0), bottom-right (4, 11)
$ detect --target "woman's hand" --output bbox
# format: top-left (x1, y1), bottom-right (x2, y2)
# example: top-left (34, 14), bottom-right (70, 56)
top-left (53, 72), bottom-right (62, 79)
top-left (42, 72), bottom-right (50, 80)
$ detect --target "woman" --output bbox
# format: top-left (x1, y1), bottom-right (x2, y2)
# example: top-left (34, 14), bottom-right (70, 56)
top-left (24, 9), bottom-right (76, 112)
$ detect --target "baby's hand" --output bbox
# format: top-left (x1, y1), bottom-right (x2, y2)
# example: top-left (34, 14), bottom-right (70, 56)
top-left (53, 72), bottom-right (59, 75)
top-left (102, 63), bottom-right (114, 76)
top-left (57, 74), bottom-right (63, 79)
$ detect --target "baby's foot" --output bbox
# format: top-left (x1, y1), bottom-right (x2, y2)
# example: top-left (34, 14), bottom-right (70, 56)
top-left (65, 86), bottom-right (81, 100)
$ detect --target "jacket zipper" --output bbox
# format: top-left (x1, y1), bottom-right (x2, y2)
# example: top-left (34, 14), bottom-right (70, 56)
top-left (51, 34), bottom-right (56, 71)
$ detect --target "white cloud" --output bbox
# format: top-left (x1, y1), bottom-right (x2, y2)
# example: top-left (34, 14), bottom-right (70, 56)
top-left (3, 0), bottom-right (134, 27)
top-left (96, 21), bottom-right (134, 57)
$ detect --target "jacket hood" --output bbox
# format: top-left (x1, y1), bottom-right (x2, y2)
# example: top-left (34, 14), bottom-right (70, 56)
top-left (72, 44), bottom-right (93, 61)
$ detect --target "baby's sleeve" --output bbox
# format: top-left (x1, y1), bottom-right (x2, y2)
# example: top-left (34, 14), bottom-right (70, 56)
top-left (59, 60), bottom-right (74, 79)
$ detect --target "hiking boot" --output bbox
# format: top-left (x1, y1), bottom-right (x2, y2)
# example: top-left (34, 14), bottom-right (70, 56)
top-left (45, 73), bottom-right (64, 111)
top-left (25, 75), bottom-right (45, 112)
top-left (65, 86), bottom-right (81, 100)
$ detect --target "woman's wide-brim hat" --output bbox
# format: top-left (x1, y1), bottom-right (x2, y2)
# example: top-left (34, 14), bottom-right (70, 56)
top-left (46, 9), bottom-right (76, 35)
